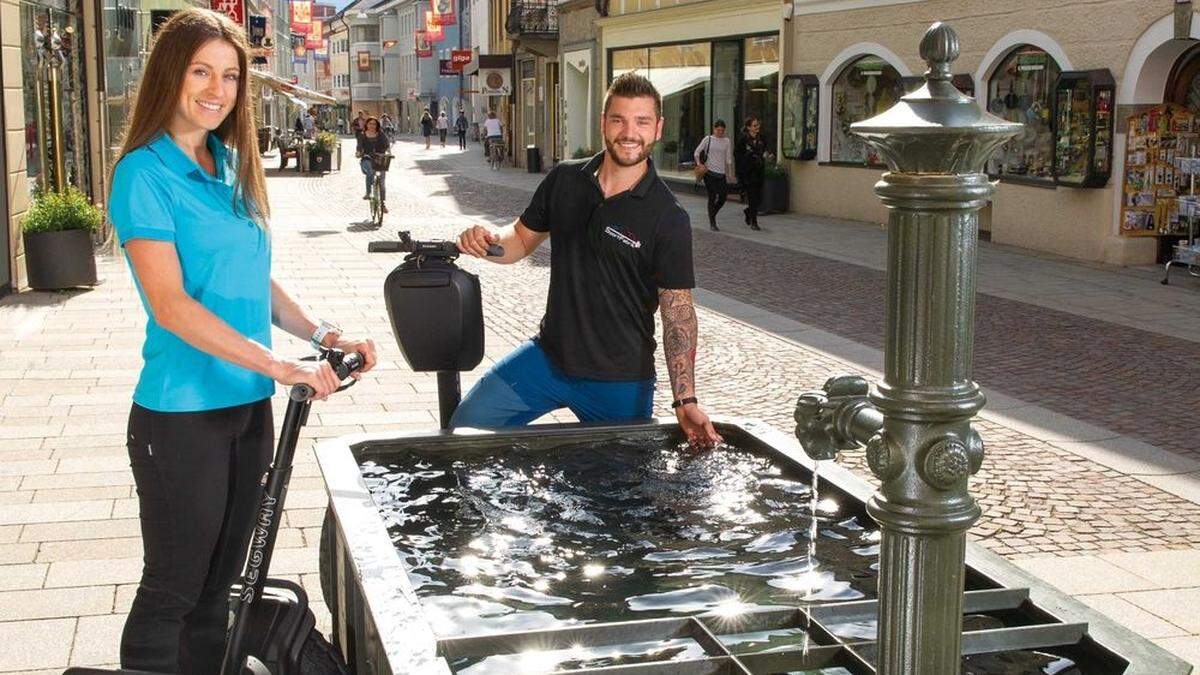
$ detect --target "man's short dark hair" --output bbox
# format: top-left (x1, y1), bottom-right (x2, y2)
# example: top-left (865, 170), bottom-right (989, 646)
top-left (603, 72), bottom-right (662, 118)
top-left (713, 119), bottom-right (726, 129)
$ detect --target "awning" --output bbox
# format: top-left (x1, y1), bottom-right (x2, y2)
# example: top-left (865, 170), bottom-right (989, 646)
top-left (250, 70), bottom-right (336, 104)
top-left (463, 53), bottom-right (514, 76)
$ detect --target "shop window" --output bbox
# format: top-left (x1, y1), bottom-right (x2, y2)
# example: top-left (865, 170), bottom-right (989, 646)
top-left (742, 35), bottom-right (779, 151)
top-left (782, 74), bottom-right (818, 160)
top-left (649, 42), bottom-right (710, 174)
top-left (829, 56), bottom-right (903, 164)
top-left (985, 46), bottom-right (1061, 182)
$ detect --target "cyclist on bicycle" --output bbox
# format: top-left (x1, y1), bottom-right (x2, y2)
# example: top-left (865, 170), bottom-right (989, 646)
top-left (483, 110), bottom-right (503, 163)
top-left (357, 117), bottom-right (390, 210)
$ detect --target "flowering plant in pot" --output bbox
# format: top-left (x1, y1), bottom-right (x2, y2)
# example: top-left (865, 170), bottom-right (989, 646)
top-left (307, 131), bottom-right (336, 172)
top-left (760, 157), bottom-right (790, 215)
top-left (21, 186), bottom-right (101, 290)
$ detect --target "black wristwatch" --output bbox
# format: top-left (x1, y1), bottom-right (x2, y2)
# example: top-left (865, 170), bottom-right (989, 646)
top-left (671, 397), bottom-right (698, 409)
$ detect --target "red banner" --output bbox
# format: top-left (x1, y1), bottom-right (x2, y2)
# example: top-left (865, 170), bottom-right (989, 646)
top-left (290, 0), bottom-right (311, 34)
top-left (209, 0), bottom-right (244, 26)
top-left (357, 50), bottom-right (371, 71)
top-left (424, 11), bottom-right (444, 41)
top-left (430, 0), bottom-right (455, 26)
top-left (414, 29), bottom-right (432, 57)
top-left (305, 19), bottom-right (322, 49)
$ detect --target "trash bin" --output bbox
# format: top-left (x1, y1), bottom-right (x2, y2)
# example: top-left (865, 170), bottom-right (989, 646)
top-left (526, 145), bottom-right (542, 173)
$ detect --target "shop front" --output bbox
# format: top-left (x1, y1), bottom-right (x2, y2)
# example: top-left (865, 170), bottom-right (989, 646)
top-left (782, 0), bottom-right (1200, 267)
top-left (597, 0), bottom-right (779, 183)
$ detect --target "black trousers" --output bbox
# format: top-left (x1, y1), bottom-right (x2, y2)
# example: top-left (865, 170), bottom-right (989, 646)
top-left (744, 172), bottom-right (764, 222)
top-left (121, 399), bottom-right (273, 674)
top-left (457, 130), bottom-right (468, 149)
top-left (703, 171), bottom-right (728, 224)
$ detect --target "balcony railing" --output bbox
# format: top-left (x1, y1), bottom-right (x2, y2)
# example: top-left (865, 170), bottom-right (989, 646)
top-left (505, 0), bottom-right (558, 37)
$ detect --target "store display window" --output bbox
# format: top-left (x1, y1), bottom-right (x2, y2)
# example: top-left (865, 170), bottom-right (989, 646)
top-left (742, 35), bottom-right (779, 152)
top-left (985, 46), bottom-right (1061, 182)
top-left (649, 42), bottom-right (711, 174)
top-left (781, 74), bottom-right (817, 160)
top-left (1053, 69), bottom-right (1115, 188)
top-left (829, 56), bottom-right (903, 164)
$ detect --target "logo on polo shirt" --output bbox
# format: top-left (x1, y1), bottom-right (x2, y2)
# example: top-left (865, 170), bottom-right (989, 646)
top-left (604, 225), bottom-right (641, 249)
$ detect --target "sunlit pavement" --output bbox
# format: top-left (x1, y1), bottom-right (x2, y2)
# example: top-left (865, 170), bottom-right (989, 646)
top-left (0, 136), bottom-right (1196, 670)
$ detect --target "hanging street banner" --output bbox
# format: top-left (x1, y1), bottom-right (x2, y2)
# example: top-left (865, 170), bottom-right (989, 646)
top-left (305, 19), bottom-right (323, 49)
top-left (357, 50), bottom-right (371, 71)
top-left (290, 0), bottom-right (312, 34)
top-left (450, 49), bottom-right (472, 71)
top-left (430, 0), bottom-right (455, 26)
top-left (415, 29), bottom-right (432, 57)
top-left (209, 0), bottom-right (244, 26)
top-left (292, 34), bottom-right (306, 58)
top-left (439, 59), bottom-right (456, 76)
top-left (314, 39), bottom-right (329, 61)
top-left (424, 11), bottom-right (444, 41)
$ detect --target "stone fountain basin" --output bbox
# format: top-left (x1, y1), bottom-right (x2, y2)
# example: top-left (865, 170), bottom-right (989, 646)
top-left (313, 418), bottom-right (1190, 675)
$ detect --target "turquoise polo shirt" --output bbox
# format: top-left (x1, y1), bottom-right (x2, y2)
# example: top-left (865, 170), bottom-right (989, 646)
top-left (109, 132), bottom-right (274, 412)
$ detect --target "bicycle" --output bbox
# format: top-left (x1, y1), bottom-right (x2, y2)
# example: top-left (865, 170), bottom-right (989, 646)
top-left (367, 152), bottom-right (393, 228)
top-left (486, 136), bottom-right (505, 170)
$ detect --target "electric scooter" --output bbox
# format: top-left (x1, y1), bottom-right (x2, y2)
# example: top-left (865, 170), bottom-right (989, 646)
top-left (65, 348), bottom-right (363, 675)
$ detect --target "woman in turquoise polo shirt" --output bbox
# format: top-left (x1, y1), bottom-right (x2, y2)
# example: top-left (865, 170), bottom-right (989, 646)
top-left (106, 9), bottom-right (377, 673)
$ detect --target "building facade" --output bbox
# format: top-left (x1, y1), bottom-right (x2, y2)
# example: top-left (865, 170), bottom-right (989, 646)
top-left (558, 0), bottom-right (599, 160)
top-left (781, 0), bottom-right (1200, 266)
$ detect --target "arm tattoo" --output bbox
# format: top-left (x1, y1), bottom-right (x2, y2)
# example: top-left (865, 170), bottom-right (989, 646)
top-left (659, 288), bottom-right (698, 401)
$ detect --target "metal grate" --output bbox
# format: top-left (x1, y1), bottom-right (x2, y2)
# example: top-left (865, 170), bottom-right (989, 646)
top-left (433, 588), bottom-right (1088, 674)
top-left (504, 0), bottom-right (558, 37)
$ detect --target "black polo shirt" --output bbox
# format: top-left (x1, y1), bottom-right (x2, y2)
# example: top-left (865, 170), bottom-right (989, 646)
top-left (520, 152), bottom-right (695, 381)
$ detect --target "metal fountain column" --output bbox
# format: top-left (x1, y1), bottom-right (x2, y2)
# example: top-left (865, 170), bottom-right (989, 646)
top-left (793, 22), bottom-right (1021, 675)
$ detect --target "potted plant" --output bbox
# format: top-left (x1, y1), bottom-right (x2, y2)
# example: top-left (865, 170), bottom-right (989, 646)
top-left (571, 146), bottom-right (593, 160)
top-left (21, 186), bottom-right (101, 290)
top-left (759, 157), bottom-right (790, 215)
top-left (307, 131), bottom-right (336, 173)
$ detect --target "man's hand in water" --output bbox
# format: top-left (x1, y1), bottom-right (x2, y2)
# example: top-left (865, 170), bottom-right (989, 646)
top-left (676, 401), bottom-right (722, 449)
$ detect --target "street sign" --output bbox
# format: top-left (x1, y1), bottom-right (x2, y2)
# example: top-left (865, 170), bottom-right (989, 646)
top-left (450, 49), bottom-right (472, 71)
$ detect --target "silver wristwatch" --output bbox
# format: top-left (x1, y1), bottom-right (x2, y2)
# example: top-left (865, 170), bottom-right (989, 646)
top-left (310, 320), bottom-right (341, 350)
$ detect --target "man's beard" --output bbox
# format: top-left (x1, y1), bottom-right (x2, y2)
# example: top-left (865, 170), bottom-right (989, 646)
top-left (604, 135), bottom-right (655, 167)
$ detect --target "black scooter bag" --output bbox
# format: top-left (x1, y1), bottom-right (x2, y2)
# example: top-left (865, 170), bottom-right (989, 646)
top-left (383, 254), bottom-right (484, 372)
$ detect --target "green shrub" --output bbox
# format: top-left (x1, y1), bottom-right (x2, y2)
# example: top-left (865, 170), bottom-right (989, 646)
top-left (21, 187), bottom-right (102, 235)
top-left (763, 158), bottom-right (788, 179)
top-left (571, 146), bottom-right (593, 159)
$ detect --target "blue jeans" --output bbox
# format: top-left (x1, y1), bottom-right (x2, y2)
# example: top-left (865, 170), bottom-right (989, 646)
top-left (360, 158), bottom-right (384, 200)
top-left (450, 341), bottom-right (655, 428)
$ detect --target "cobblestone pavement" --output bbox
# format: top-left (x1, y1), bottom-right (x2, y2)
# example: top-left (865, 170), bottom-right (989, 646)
top-left (0, 139), bottom-right (1198, 670)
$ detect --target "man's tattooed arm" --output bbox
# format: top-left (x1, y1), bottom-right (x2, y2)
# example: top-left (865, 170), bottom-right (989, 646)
top-left (659, 288), bottom-right (698, 401)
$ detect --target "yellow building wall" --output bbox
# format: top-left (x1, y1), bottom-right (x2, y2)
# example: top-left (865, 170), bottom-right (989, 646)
top-left (2, 0), bottom-right (29, 289)
top-left (787, 0), bottom-right (1172, 265)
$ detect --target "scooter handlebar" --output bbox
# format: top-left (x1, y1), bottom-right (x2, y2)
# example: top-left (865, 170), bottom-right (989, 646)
top-left (367, 230), bottom-right (504, 257)
top-left (289, 351), bottom-right (364, 402)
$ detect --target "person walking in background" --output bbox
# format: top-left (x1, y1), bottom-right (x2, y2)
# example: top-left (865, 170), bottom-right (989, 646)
top-left (380, 113), bottom-right (395, 143)
top-left (436, 110), bottom-right (450, 148)
top-left (420, 108), bottom-right (434, 149)
top-left (483, 110), bottom-right (503, 161)
top-left (455, 109), bottom-right (469, 150)
top-left (693, 119), bottom-right (734, 231)
top-left (351, 110), bottom-right (367, 138)
top-left (106, 9), bottom-right (377, 671)
top-left (301, 107), bottom-right (316, 139)
top-left (734, 115), bottom-right (767, 231)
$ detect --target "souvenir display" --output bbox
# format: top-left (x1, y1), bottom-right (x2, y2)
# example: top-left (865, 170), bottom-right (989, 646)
top-left (1120, 104), bottom-right (1200, 236)
top-left (985, 48), bottom-right (1060, 180)
top-left (1053, 69), bottom-right (1115, 188)
top-left (830, 57), bottom-right (902, 164)
top-left (782, 74), bottom-right (818, 160)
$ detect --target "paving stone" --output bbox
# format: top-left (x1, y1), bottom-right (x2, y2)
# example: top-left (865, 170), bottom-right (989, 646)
top-left (0, 563), bottom-right (49, 591)
top-left (0, 490), bottom-right (34, 505)
top-left (69, 613), bottom-right (125, 666)
top-left (0, 526), bottom-right (20, 545)
top-left (1152, 636), bottom-right (1200, 669)
top-left (1100, 549), bottom-right (1200, 587)
top-left (55, 457), bottom-right (132, 474)
top-left (1123, 588), bottom-right (1200, 633)
top-left (36, 538), bottom-right (143, 563)
top-left (0, 586), bottom-right (114, 621)
top-left (1076, 594), bottom-right (1190, 639)
top-left (0, 617), bottom-right (75, 670)
top-left (0, 501), bottom-right (112, 527)
top-left (0, 460), bottom-right (57, 477)
top-left (1007, 555), bottom-right (1161, 595)
top-left (0, 543), bottom-right (38, 565)
top-left (20, 472), bottom-right (133, 491)
top-left (44, 557), bottom-right (142, 588)
top-left (32, 486), bottom-right (132, 503)
top-left (20, 519), bottom-right (141, 543)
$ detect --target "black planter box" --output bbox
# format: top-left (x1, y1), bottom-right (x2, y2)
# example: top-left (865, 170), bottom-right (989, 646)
top-left (760, 175), bottom-right (790, 215)
top-left (307, 149), bottom-right (332, 173)
top-left (23, 229), bottom-right (97, 290)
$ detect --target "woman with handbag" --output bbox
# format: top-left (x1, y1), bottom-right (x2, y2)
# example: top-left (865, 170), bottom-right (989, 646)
top-left (693, 119), bottom-right (734, 231)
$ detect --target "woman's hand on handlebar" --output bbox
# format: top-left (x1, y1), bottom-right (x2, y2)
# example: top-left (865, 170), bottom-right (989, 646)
top-left (332, 336), bottom-right (378, 378)
top-left (271, 358), bottom-right (341, 400)
top-left (457, 225), bottom-right (500, 258)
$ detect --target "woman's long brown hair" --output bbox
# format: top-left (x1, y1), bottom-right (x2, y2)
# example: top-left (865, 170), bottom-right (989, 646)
top-left (109, 8), bottom-right (269, 224)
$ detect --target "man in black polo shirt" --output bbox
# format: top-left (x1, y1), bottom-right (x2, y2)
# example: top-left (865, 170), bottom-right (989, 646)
top-left (452, 72), bottom-right (721, 447)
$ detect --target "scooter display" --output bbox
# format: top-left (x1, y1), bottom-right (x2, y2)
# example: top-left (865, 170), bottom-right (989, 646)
top-left (65, 348), bottom-right (363, 675)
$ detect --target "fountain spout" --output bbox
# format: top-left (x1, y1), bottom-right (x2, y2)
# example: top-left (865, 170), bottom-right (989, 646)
top-left (793, 375), bottom-right (883, 461)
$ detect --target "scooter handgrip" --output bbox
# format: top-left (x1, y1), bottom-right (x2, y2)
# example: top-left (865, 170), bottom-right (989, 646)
top-left (486, 243), bottom-right (505, 257)
top-left (368, 240), bottom-right (403, 253)
top-left (290, 383), bottom-right (315, 401)
top-left (336, 352), bottom-right (365, 379)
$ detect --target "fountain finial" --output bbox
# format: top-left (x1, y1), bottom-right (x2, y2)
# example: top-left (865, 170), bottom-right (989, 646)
top-left (919, 22), bottom-right (957, 81)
